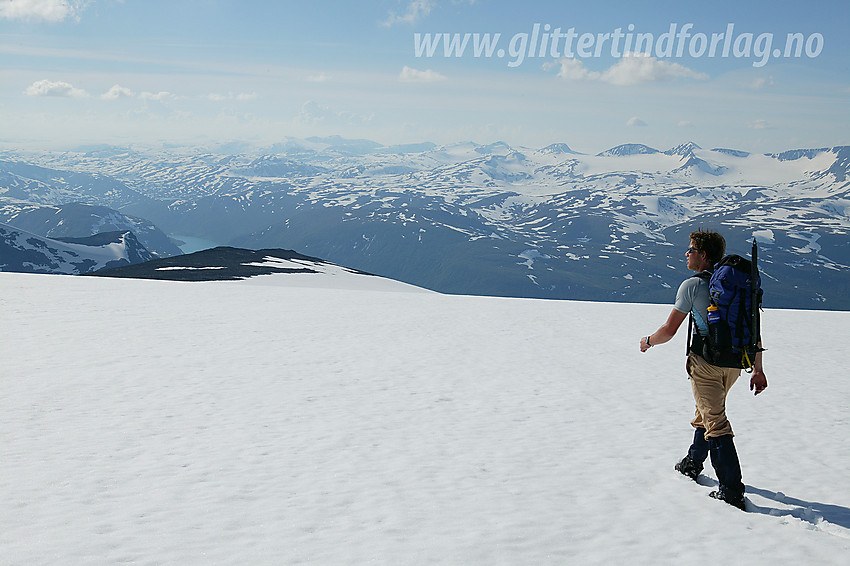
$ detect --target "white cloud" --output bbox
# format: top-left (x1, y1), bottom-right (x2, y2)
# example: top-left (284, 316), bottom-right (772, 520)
top-left (382, 0), bottom-right (435, 27)
top-left (307, 73), bottom-right (331, 83)
top-left (627, 116), bottom-right (647, 127)
top-left (101, 84), bottom-right (134, 100)
top-left (399, 66), bottom-right (447, 83)
top-left (24, 79), bottom-right (88, 98)
top-left (297, 100), bottom-right (373, 127)
top-left (139, 91), bottom-right (174, 101)
top-left (749, 76), bottom-right (775, 90)
top-left (677, 120), bottom-right (694, 128)
top-left (748, 119), bottom-right (772, 130)
top-left (549, 53), bottom-right (709, 86)
top-left (602, 54), bottom-right (708, 85)
top-left (543, 58), bottom-right (598, 81)
top-left (207, 92), bottom-right (258, 101)
top-left (297, 100), bottom-right (329, 124)
top-left (0, 0), bottom-right (89, 22)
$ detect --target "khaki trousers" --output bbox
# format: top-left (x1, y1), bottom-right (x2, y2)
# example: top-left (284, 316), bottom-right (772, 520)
top-left (687, 352), bottom-right (741, 438)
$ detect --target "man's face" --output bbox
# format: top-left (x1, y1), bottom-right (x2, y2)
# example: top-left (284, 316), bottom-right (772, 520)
top-left (686, 239), bottom-right (704, 271)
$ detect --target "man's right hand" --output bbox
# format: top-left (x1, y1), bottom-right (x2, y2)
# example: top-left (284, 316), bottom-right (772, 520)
top-left (750, 369), bottom-right (768, 395)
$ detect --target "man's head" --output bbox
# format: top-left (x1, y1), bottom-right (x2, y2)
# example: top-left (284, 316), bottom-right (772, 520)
top-left (688, 229), bottom-right (726, 269)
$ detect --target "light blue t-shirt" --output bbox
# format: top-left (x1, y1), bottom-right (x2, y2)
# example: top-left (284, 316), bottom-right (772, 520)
top-left (674, 276), bottom-right (710, 336)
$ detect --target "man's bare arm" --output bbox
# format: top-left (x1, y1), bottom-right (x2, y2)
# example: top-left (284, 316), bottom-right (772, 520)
top-left (640, 308), bottom-right (687, 352)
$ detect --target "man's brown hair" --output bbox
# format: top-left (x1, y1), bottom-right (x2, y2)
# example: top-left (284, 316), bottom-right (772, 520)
top-left (689, 229), bottom-right (726, 265)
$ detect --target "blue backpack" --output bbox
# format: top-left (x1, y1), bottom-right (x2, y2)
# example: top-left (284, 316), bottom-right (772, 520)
top-left (689, 239), bottom-right (764, 370)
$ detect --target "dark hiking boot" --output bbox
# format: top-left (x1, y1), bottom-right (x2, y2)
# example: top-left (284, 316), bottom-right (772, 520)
top-left (708, 435), bottom-right (746, 500)
top-left (675, 455), bottom-right (703, 481)
top-left (709, 489), bottom-right (746, 511)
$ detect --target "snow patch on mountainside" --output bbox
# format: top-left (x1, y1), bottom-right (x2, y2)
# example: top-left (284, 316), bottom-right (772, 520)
top-left (238, 256), bottom-right (431, 292)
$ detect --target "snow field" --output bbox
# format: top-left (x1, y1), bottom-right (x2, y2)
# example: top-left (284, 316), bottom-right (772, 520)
top-left (1, 272), bottom-right (849, 564)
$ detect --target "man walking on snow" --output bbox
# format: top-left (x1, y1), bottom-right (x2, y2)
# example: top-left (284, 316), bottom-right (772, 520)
top-left (640, 229), bottom-right (768, 510)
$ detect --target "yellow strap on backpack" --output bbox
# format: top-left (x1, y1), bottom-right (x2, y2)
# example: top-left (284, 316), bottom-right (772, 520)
top-left (742, 350), bottom-right (753, 373)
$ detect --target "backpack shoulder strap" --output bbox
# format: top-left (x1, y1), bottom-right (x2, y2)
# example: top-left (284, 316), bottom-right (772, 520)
top-left (687, 311), bottom-right (693, 356)
top-left (692, 269), bottom-right (712, 282)
top-left (687, 270), bottom-right (712, 356)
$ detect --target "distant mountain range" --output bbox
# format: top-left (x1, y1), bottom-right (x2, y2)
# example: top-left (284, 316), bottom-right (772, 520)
top-left (1, 138), bottom-right (848, 309)
top-left (0, 222), bottom-right (153, 274)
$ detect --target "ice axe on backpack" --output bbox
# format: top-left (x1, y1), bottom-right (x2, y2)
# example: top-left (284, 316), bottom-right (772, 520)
top-left (746, 238), bottom-right (761, 371)
top-left (735, 237), bottom-right (764, 371)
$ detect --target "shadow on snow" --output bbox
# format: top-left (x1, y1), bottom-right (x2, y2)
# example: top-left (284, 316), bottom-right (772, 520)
top-left (746, 485), bottom-right (850, 532)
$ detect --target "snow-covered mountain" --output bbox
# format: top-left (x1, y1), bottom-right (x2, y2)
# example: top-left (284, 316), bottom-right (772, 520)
top-left (597, 143), bottom-right (660, 156)
top-left (0, 222), bottom-right (154, 274)
top-left (0, 198), bottom-right (181, 258)
top-left (2, 271), bottom-right (849, 563)
top-left (2, 140), bottom-right (848, 309)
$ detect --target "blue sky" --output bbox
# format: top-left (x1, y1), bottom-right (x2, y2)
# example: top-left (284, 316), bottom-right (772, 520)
top-left (1, 0), bottom-right (848, 153)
